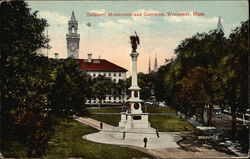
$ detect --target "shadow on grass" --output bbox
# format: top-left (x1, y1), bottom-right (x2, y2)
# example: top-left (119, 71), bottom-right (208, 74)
top-left (176, 133), bottom-right (237, 156)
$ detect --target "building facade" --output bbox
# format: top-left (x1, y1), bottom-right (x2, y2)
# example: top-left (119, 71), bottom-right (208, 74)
top-left (65, 12), bottom-right (128, 104)
top-left (78, 54), bottom-right (128, 104)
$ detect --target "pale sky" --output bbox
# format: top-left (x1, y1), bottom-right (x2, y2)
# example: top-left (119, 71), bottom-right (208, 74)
top-left (28, 0), bottom-right (249, 75)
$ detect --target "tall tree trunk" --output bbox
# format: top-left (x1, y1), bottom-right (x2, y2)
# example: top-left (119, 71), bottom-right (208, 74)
top-left (67, 111), bottom-right (69, 126)
top-left (98, 99), bottom-right (101, 108)
top-left (207, 104), bottom-right (213, 126)
top-left (201, 106), bottom-right (205, 125)
top-left (231, 108), bottom-right (237, 138)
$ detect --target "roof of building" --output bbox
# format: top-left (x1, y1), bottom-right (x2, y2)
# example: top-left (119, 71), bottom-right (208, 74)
top-left (78, 59), bottom-right (128, 72)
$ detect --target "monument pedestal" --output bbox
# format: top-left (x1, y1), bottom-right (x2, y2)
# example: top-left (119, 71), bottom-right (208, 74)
top-left (110, 126), bottom-right (157, 140)
top-left (119, 112), bottom-right (151, 129)
top-left (110, 112), bottom-right (157, 139)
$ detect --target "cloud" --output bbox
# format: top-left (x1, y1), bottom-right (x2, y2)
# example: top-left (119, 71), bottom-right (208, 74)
top-left (87, 9), bottom-right (106, 14)
top-left (117, 19), bottom-right (134, 25)
top-left (39, 11), bottom-right (69, 25)
top-left (165, 12), bottom-right (218, 26)
top-left (98, 20), bottom-right (123, 29)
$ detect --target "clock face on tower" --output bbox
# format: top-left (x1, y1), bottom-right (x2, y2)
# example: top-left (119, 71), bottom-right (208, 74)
top-left (70, 45), bottom-right (76, 52)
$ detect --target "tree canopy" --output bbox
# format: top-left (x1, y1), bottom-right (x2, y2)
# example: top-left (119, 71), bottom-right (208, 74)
top-left (1, 1), bottom-right (88, 157)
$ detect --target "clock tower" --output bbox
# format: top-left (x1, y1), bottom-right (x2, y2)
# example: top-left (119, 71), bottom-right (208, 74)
top-left (66, 11), bottom-right (80, 58)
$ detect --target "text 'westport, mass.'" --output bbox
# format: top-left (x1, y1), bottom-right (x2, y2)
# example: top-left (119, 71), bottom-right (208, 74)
top-left (86, 12), bottom-right (205, 17)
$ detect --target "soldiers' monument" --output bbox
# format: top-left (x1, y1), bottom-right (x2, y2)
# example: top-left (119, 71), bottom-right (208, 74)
top-left (111, 32), bottom-right (157, 139)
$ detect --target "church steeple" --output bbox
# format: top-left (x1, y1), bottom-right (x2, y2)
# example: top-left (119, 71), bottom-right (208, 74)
top-left (154, 54), bottom-right (158, 72)
top-left (217, 16), bottom-right (224, 33)
top-left (148, 57), bottom-right (151, 74)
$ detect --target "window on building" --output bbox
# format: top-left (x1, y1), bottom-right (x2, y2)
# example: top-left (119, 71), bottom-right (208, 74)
top-left (108, 73), bottom-right (111, 76)
top-left (114, 73), bottom-right (116, 76)
top-left (93, 73), bottom-right (96, 77)
top-left (108, 96), bottom-right (111, 100)
top-left (104, 73), bottom-right (106, 76)
top-left (119, 73), bottom-right (121, 76)
top-left (114, 79), bottom-right (116, 82)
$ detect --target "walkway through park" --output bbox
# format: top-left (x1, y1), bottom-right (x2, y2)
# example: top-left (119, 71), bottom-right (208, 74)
top-left (75, 117), bottom-right (113, 131)
top-left (75, 117), bottom-right (237, 158)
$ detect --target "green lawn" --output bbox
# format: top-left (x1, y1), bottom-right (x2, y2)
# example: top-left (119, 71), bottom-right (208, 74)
top-left (2, 140), bottom-right (28, 158)
top-left (43, 119), bottom-right (152, 159)
top-left (150, 115), bottom-right (195, 132)
top-left (89, 114), bottom-right (120, 126)
top-left (88, 107), bottom-right (194, 132)
top-left (147, 106), bottom-right (175, 113)
top-left (87, 107), bottom-right (122, 113)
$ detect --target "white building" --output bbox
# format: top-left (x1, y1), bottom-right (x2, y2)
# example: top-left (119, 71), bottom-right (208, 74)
top-left (78, 54), bottom-right (127, 104)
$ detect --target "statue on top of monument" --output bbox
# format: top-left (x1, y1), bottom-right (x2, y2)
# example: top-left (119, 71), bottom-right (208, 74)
top-left (130, 31), bottom-right (140, 52)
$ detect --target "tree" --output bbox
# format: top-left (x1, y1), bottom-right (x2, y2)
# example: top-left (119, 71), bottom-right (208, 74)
top-left (218, 20), bottom-right (249, 136)
top-left (163, 29), bottom-right (228, 125)
top-left (91, 75), bottom-right (114, 106)
top-left (49, 58), bottom-right (88, 123)
top-left (1, 1), bottom-right (89, 157)
top-left (0, 1), bottom-right (53, 157)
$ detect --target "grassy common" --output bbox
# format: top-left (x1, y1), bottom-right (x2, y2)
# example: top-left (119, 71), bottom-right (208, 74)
top-left (88, 106), bottom-right (194, 132)
top-left (2, 140), bottom-right (28, 158)
top-left (89, 114), bottom-right (120, 126)
top-left (43, 119), bottom-right (152, 159)
top-left (149, 115), bottom-right (195, 132)
top-left (2, 107), bottom-right (192, 158)
top-left (87, 107), bottom-right (122, 113)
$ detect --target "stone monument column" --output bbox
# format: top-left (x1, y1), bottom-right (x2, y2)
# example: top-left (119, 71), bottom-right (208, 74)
top-left (130, 51), bottom-right (140, 90)
top-left (128, 51), bottom-right (142, 114)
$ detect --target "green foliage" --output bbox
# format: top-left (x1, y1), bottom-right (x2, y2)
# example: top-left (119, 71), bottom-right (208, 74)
top-left (49, 58), bottom-right (88, 119)
top-left (87, 75), bottom-right (126, 104)
top-left (1, 1), bottom-right (53, 157)
top-left (92, 75), bottom-right (114, 102)
top-left (1, 1), bottom-right (89, 157)
top-left (157, 20), bottom-right (249, 131)
top-left (0, 0), bottom-right (49, 57)
top-left (126, 72), bottom-right (156, 100)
